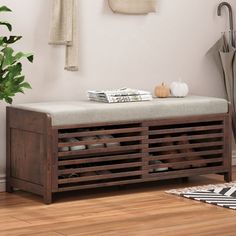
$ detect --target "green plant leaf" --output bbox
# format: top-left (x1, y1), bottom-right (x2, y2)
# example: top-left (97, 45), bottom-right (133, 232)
top-left (1, 47), bottom-right (14, 67)
top-left (0, 36), bottom-right (22, 47)
top-left (0, 37), bottom-right (4, 46)
top-left (0, 54), bottom-right (3, 65)
top-left (14, 75), bottom-right (25, 84)
top-left (3, 36), bottom-right (22, 44)
top-left (0, 5), bottom-right (33, 104)
top-left (20, 82), bottom-right (32, 89)
top-left (0, 21), bottom-right (12, 31)
top-left (27, 54), bottom-right (34, 62)
top-left (4, 97), bottom-right (13, 104)
top-left (14, 52), bottom-right (34, 63)
top-left (1, 48), bottom-right (34, 68)
top-left (0, 6), bottom-right (12, 12)
top-left (6, 63), bottom-right (22, 79)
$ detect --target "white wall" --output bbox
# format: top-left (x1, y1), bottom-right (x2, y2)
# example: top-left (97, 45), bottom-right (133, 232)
top-left (0, 0), bottom-right (236, 190)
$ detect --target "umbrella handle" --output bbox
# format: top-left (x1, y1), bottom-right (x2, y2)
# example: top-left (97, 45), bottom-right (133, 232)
top-left (217, 2), bottom-right (235, 47)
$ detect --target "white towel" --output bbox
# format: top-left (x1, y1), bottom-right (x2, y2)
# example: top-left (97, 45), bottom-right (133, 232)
top-left (49, 0), bottom-right (79, 71)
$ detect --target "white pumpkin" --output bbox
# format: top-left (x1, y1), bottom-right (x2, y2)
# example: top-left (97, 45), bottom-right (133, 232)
top-left (170, 81), bottom-right (189, 97)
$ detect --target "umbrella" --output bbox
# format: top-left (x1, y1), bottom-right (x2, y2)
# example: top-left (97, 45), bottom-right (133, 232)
top-left (208, 2), bottom-right (236, 139)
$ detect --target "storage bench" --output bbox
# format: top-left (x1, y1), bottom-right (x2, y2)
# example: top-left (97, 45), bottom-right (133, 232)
top-left (6, 96), bottom-right (232, 204)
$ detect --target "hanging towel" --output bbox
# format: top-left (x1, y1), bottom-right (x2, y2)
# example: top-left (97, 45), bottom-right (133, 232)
top-left (49, 0), bottom-right (79, 71)
top-left (108, 0), bottom-right (156, 14)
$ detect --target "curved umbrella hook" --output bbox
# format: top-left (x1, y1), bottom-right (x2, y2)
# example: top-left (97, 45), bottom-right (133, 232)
top-left (217, 2), bottom-right (234, 47)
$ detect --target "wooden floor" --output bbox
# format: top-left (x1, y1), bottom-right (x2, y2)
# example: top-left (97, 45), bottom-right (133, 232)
top-left (1, 169), bottom-right (236, 236)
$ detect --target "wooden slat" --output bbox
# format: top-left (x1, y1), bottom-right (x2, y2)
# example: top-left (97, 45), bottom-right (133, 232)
top-left (58, 127), bottom-right (146, 138)
top-left (149, 150), bottom-right (223, 161)
top-left (58, 144), bottom-right (144, 157)
top-left (58, 162), bottom-right (142, 175)
top-left (58, 135), bottom-right (146, 148)
top-left (148, 166), bottom-right (227, 179)
top-left (149, 158), bottom-right (223, 169)
top-left (54, 121), bottom-right (142, 130)
top-left (149, 124), bottom-right (224, 135)
top-left (149, 141), bottom-right (224, 153)
top-left (58, 153), bottom-right (142, 166)
top-left (58, 150), bottom-right (140, 160)
top-left (57, 166), bottom-right (228, 192)
top-left (148, 133), bottom-right (223, 144)
top-left (58, 170), bottom-right (143, 184)
top-left (57, 178), bottom-right (144, 192)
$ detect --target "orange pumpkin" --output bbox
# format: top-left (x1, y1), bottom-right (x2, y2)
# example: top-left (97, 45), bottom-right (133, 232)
top-left (154, 83), bottom-right (170, 98)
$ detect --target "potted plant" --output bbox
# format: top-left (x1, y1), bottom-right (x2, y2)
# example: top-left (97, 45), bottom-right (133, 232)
top-left (0, 5), bottom-right (33, 104)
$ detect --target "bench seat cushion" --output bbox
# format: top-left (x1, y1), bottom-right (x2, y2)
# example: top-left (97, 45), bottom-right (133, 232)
top-left (13, 96), bottom-right (228, 126)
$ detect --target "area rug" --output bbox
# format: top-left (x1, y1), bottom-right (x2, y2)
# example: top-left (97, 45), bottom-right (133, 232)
top-left (166, 182), bottom-right (236, 210)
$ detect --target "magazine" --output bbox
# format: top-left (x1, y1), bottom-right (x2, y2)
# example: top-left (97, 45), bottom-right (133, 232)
top-left (87, 88), bottom-right (153, 103)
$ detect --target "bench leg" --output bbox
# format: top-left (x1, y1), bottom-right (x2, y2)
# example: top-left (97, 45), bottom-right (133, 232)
top-left (43, 191), bottom-right (53, 204)
top-left (224, 172), bottom-right (232, 183)
top-left (6, 182), bottom-right (14, 193)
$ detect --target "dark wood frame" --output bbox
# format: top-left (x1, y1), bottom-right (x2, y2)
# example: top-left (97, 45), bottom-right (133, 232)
top-left (6, 105), bottom-right (232, 204)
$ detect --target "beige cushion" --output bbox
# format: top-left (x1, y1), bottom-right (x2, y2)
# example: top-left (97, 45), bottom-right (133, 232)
top-left (13, 96), bottom-right (228, 126)
top-left (108, 0), bottom-right (156, 14)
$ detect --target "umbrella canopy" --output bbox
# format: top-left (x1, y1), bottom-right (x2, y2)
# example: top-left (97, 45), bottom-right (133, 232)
top-left (219, 34), bottom-right (236, 139)
top-left (208, 2), bottom-right (236, 140)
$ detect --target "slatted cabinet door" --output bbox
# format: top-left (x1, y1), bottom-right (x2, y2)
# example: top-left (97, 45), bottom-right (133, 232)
top-left (54, 122), bottom-right (148, 192)
top-left (146, 114), bottom-right (229, 180)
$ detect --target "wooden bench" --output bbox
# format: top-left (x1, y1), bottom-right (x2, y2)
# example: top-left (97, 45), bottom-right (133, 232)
top-left (6, 96), bottom-right (232, 204)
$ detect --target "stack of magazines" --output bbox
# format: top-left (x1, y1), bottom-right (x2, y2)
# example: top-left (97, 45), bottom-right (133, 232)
top-left (88, 88), bottom-right (153, 103)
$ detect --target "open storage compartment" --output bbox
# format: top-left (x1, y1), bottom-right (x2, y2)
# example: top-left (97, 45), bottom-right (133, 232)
top-left (146, 116), bottom-right (227, 179)
top-left (55, 122), bottom-right (147, 192)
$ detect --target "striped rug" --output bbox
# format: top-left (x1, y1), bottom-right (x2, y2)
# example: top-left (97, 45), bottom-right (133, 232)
top-left (166, 182), bottom-right (236, 210)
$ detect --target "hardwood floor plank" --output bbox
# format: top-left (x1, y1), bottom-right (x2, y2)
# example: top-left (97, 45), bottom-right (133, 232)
top-left (24, 232), bottom-right (65, 236)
